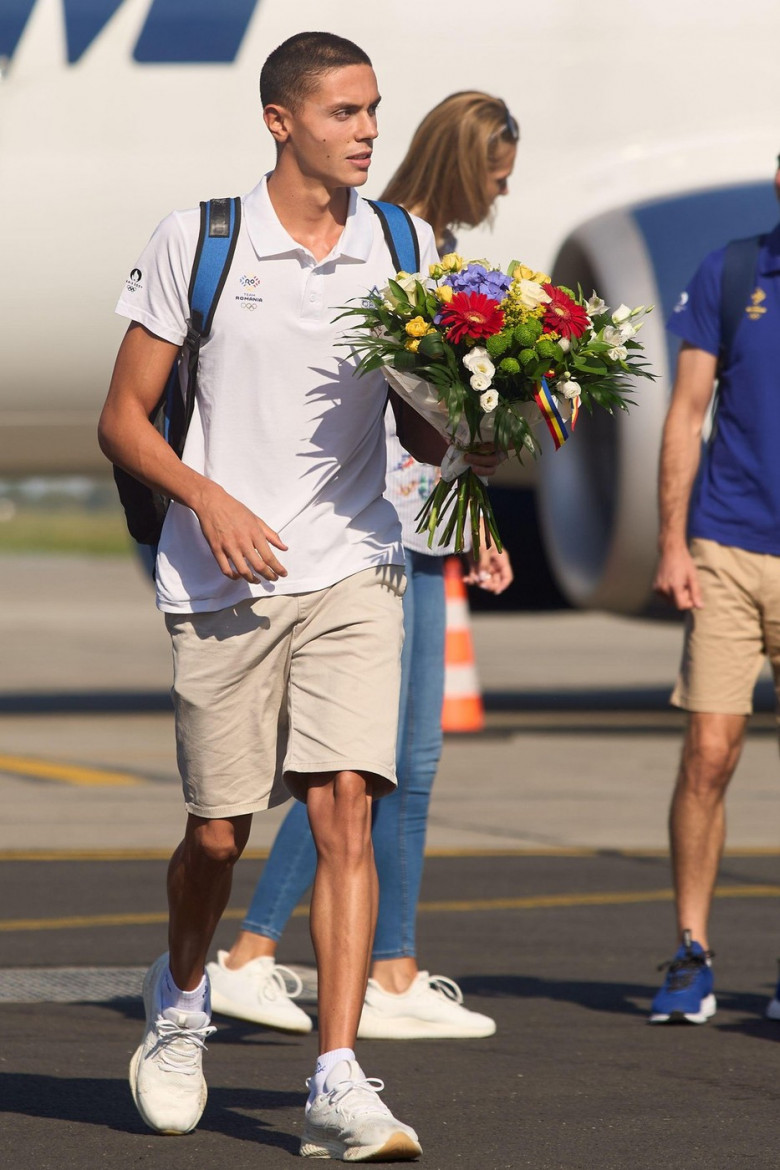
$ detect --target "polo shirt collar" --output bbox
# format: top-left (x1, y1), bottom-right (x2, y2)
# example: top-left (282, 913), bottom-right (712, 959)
top-left (243, 175), bottom-right (374, 262)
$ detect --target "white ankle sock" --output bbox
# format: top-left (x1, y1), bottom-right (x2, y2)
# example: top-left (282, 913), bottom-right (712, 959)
top-left (307, 1047), bottom-right (356, 1105)
top-left (161, 966), bottom-right (209, 1016)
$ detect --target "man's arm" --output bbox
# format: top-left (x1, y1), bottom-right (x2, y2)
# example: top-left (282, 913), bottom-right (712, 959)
top-left (388, 391), bottom-right (447, 464)
top-left (98, 322), bottom-right (287, 583)
top-left (653, 342), bottom-right (718, 610)
top-left (388, 391), bottom-right (501, 476)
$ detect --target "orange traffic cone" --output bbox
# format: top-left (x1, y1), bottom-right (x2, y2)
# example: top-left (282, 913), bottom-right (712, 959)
top-left (441, 556), bottom-right (485, 733)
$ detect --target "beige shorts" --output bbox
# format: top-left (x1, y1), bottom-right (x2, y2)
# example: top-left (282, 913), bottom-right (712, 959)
top-left (671, 538), bottom-right (780, 715)
top-left (165, 565), bottom-right (406, 818)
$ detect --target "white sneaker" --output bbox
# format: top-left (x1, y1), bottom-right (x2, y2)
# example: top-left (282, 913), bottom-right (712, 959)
top-left (300, 1059), bottom-right (422, 1161)
top-left (129, 953), bottom-right (215, 1135)
top-left (357, 972), bottom-right (496, 1040)
top-left (206, 950), bottom-right (313, 1033)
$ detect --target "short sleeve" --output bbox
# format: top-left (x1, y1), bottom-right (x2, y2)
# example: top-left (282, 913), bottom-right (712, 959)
top-left (666, 246), bottom-right (725, 357)
top-left (114, 209), bottom-right (198, 346)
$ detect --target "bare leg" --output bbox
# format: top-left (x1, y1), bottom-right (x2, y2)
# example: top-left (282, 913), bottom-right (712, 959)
top-left (167, 812), bottom-right (252, 991)
top-left (305, 770), bottom-right (378, 1052)
top-left (370, 957), bottom-right (419, 993)
top-left (224, 930), bottom-right (277, 968)
top-left (669, 711), bottom-right (746, 950)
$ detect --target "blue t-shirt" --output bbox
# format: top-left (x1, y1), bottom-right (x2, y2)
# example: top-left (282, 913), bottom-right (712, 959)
top-left (667, 222), bottom-right (780, 555)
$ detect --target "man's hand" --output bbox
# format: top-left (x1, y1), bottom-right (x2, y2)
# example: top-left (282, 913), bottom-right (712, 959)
top-left (654, 343), bottom-right (715, 612)
top-left (653, 544), bottom-right (703, 610)
top-left (464, 445), bottom-right (505, 478)
top-left (194, 481), bottom-right (288, 583)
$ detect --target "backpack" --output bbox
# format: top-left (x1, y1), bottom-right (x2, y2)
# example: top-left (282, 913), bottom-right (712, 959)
top-left (113, 196), bottom-right (242, 547)
top-left (701, 232), bottom-right (766, 449)
top-left (113, 197), bottom-right (419, 551)
top-left (719, 233), bottom-right (765, 363)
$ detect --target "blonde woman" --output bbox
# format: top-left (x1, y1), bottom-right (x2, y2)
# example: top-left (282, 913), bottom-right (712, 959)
top-left (207, 92), bottom-right (517, 1039)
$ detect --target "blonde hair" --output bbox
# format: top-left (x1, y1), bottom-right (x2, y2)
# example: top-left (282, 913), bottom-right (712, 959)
top-left (381, 91), bottom-right (519, 248)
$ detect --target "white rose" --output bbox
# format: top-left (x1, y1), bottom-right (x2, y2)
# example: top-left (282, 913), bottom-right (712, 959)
top-left (397, 272), bottom-right (420, 297)
top-left (559, 378), bottom-right (581, 400)
top-left (480, 389), bottom-right (499, 412)
top-left (470, 373), bottom-right (492, 392)
top-left (602, 324), bottom-right (623, 346)
top-left (516, 279), bottom-right (551, 310)
top-left (608, 345), bottom-right (628, 362)
top-left (616, 321), bottom-right (636, 341)
top-left (612, 303), bottom-right (632, 324)
top-left (585, 292), bottom-right (606, 316)
top-left (462, 347), bottom-right (495, 378)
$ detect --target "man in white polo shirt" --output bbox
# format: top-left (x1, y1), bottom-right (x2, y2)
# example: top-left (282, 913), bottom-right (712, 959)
top-left (99, 30), bottom-right (497, 1162)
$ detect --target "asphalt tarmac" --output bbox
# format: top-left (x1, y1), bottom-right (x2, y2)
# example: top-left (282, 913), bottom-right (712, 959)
top-left (2, 554), bottom-right (780, 1168)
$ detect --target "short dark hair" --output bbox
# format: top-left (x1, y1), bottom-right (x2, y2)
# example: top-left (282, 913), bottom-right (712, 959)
top-left (260, 32), bottom-right (372, 111)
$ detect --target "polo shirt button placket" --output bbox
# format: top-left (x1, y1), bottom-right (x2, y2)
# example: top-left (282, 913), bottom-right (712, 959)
top-left (309, 270), bottom-right (322, 313)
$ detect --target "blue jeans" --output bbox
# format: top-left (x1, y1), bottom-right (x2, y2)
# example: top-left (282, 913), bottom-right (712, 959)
top-left (241, 550), bottom-right (446, 960)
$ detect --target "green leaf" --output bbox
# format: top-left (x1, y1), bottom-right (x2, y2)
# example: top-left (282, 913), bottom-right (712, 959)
top-left (391, 348), bottom-right (418, 372)
top-left (386, 279), bottom-right (410, 304)
top-left (418, 332), bottom-right (445, 360)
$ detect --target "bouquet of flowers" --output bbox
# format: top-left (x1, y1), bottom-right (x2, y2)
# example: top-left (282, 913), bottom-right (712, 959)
top-left (340, 254), bottom-right (654, 554)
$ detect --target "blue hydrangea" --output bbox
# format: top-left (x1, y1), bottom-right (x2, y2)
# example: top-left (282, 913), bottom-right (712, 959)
top-left (443, 264), bottom-right (512, 300)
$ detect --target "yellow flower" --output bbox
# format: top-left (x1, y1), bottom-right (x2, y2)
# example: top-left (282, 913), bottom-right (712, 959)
top-left (435, 285), bottom-right (454, 304)
top-left (405, 338), bottom-right (421, 352)
top-left (511, 262), bottom-right (551, 285)
top-left (405, 316), bottom-right (431, 338)
top-left (439, 252), bottom-right (464, 273)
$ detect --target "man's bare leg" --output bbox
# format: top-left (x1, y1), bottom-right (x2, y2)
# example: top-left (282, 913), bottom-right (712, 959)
top-left (669, 711), bottom-right (746, 949)
top-left (305, 770), bottom-right (377, 1052)
top-left (167, 812), bottom-right (253, 990)
top-left (130, 812), bottom-right (253, 1135)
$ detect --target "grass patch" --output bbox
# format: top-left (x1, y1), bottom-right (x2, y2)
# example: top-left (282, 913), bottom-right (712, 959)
top-left (0, 507), bottom-right (133, 556)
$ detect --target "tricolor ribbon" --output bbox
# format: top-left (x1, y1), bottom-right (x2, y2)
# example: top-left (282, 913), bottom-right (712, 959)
top-left (533, 378), bottom-right (569, 450)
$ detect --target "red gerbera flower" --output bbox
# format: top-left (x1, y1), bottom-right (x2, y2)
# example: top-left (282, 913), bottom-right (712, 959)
top-left (438, 291), bottom-right (504, 344)
top-left (541, 284), bottom-right (589, 339)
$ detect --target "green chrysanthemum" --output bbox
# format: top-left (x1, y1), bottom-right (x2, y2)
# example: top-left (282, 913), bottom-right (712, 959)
top-left (535, 337), bottom-right (562, 361)
top-left (499, 356), bottom-right (521, 376)
top-left (513, 320), bottom-right (543, 347)
top-left (486, 331), bottom-right (513, 359)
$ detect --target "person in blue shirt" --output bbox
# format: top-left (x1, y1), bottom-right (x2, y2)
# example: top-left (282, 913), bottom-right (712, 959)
top-left (650, 156), bottom-right (780, 1024)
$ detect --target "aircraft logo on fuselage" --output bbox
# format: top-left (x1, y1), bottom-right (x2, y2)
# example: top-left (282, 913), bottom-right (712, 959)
top-left (1, 0), bottom-right (263, 66)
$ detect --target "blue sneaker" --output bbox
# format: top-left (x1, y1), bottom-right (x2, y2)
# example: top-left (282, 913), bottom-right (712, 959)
top-left (765, 960), bottom-right (780, 1019)
top-left (649, 930), bottom-right (716, 1024)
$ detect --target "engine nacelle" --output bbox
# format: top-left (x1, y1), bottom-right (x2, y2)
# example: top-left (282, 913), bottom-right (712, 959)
top-left (539, 182), bottom-right (778, 613)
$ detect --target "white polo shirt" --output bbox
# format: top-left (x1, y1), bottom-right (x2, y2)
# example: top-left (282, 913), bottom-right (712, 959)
top-left (115, 177), bottom-right (438, 613)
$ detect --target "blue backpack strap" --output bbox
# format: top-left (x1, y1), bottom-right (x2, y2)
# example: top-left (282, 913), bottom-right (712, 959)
top-left (368, 199), bottom-right (420, 274)
top-left (165, 196), bottom-right (241, 453)
top-left (189, 196), bottom-right (242, 334)
top-left (720, 234), bottom-right (763, 363)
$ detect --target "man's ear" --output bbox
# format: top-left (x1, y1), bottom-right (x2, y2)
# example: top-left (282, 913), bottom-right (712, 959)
top-left (264, 103), bottom-right (292, 145)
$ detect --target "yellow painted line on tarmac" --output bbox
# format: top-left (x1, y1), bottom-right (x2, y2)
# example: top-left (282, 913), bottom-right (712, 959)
top-left (0, 846), bottom-right (591, 863)
top-left (0, 754), bottom-right (143, 788)
top-left (0, 907), bottom-right (295, 933)
top-left (2, 884), bottom-right (780, 933)
top-left (4, 845), bottom-right (780, 863)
